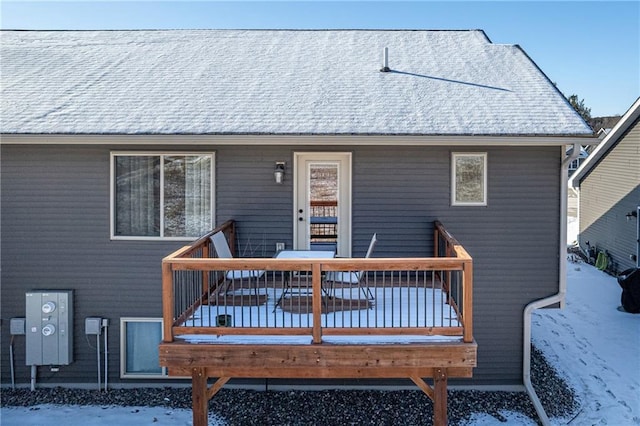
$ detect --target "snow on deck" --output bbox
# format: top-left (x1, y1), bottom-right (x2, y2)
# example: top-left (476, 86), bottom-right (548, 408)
top-left (178, 287), bottom-right (462, 344)
top-left (1, 30), bottom-right (592, 136)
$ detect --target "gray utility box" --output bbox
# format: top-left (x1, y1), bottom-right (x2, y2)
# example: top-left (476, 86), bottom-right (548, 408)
top-left (26, 290), bottom-right (73, 365)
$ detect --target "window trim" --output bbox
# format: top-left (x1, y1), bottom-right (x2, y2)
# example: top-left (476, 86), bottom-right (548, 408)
top-left (110, 151), bottom-right (215, 240)
top-left (120, 317), bottom-right (167, 379)
top-left (451, 152), bottom-right (488, 206)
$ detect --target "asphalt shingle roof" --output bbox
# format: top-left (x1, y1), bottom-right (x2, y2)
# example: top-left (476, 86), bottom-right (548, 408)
top-left (0, 29), bottom-right (592, 136)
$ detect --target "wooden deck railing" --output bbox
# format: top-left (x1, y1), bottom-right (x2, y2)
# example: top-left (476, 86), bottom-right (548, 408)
top-left (162, 220), bottom-right (473, 344)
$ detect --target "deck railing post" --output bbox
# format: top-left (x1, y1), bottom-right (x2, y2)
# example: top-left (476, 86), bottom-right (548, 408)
top-left (312, 263), bottom-right (322, 344)
top-left (162, 260), bottom-right (175, 343)
top-left (462, 260), bottom-right (473, 343)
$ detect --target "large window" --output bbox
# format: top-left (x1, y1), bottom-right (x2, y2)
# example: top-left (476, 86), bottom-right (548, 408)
top-left (111, 152), bottom-right (214, 239)
top-left (120, 317), bottom-right (166, 378)
top-left (451, 153), bottom-right (487, 206)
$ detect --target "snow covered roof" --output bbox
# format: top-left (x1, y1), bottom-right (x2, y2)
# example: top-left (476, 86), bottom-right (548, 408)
top-left (570, 97), bottom-right (640, 186)
top-left (0, 30), bottom-right (593, 136)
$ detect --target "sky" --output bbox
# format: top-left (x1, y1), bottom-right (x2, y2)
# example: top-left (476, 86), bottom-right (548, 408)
top-left (0, 1), bottom-right (638, 118)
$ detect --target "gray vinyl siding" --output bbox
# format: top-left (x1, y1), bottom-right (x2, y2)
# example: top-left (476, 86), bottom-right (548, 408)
top-left (1, 143), bottom-right (561, 387)
top-left (0, 145), bottom-right (179, 384)
top-left (578, 118), bottom-right (640, 273)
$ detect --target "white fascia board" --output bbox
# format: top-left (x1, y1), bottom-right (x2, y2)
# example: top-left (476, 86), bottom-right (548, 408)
top-left (1, 134), bottom-right (596, 147)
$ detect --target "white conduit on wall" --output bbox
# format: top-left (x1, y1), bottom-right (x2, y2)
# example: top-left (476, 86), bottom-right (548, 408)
top-left (10, 336), bottom-right (16, 389)
top-left (522, 143), bottom-right (580, 426)
top-left (96, 332), bottom-right (101, 391)
top-left (103, 320), bottom-right (109, 392)
top-left (87, 317), bottom-right (109, 392)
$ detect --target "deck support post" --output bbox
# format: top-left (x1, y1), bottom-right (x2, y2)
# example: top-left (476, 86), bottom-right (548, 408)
top-left (434, 367), bottom-right (448, 426)
top-left (410, 370), bottom-right (448, 426)
top-left (192, 367), bottom-right (208, 426)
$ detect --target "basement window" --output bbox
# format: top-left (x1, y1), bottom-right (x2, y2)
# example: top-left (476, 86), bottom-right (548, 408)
top-left (111, 152), bottom-right (214, 240)
top-left (120, 317), bottom-right (167, 378)
top-left (451, 153), bottom-right (487, 206)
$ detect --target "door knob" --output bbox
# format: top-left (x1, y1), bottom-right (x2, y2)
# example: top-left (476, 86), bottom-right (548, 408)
top-left (298, 217), bottom-right (304, 221)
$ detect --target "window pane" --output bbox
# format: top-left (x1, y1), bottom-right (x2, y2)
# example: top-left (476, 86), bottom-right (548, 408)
top-left (125, 321), bottom-right (162, 375)
top-left (164, 155), bottom-right (212, 237)
top-left (455, 155), bottom-right (485, 203)
top-left (114, 156), bottom-right (160, 236)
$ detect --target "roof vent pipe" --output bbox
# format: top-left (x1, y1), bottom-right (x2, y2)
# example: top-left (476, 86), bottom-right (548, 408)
top-left (380, 47), bottom-right (390, 72)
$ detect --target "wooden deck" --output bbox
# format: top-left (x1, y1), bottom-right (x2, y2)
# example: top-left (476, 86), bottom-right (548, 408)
top-left (159, 220), bottom-right (477, 426)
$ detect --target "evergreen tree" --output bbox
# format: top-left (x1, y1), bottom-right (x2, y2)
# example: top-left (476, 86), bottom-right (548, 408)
top-left (568, 94), bottom-right (592, 122)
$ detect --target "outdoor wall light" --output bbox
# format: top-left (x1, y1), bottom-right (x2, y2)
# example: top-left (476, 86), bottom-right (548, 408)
top-left (274, 162), bottom-right (285, 184)
top-left (626, 211), bottom-right (637, 221)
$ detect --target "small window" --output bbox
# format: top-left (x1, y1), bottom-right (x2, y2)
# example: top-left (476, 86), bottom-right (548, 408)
top-left (111, 152), bottom-right (214, 240)
top-left (120, 317), bottom-right (166, 378)
top-left (452, 153), bottom-right (487, 206)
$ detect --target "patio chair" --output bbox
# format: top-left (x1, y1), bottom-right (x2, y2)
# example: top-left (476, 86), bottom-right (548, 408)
top-left (324, 233), bottom-right (377, 300)
top-left (210, 231), bottom-right (264, 296)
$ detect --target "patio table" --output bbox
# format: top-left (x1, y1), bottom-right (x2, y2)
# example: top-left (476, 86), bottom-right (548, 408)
top-left (274, 249), bottom-right (335, 260)
top-left (274, 249), bottom-right (335, 309)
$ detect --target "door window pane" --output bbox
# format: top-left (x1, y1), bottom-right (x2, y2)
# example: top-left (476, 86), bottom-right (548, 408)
top-left (309, 164), bottom-right (338, 251)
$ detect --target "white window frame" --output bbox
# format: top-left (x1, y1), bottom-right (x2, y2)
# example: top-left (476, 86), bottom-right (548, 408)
top-left (451, 152), bottom-right (488, 206)
top-left (120, 317), bottom-right (167, 379)
top-left (110, 151), bottom-right (215, 240)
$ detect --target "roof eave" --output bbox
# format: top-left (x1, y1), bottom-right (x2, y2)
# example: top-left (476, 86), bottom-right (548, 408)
top-left (1, 133), bottom-right (596, 146)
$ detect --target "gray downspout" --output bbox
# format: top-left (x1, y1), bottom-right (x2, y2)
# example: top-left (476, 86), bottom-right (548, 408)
top-left (522, 143), bottom-right (580, 426)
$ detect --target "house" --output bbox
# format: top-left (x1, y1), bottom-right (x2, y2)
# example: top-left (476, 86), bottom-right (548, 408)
top-left (1, 30), bottom-right (593, 424)
top-left (570, 98), bottom-right (640, 272)
top-left (566, 145), bottom-right (590, 177)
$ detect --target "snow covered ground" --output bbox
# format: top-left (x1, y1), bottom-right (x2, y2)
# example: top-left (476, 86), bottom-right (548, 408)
top-left (3, 215), bottom-right (639, 425)
top-left (0, 405), bottom-right (199, 425)
top-left (458, 250), bottom-right (640, 426)
top-left (532, 261), bottom-right (640, 425)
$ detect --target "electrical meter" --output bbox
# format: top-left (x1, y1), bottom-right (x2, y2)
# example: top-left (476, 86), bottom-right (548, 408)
top-left (25, 291), bottom-right (73, 365)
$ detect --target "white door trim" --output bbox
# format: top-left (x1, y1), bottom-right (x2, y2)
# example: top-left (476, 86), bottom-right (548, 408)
top-left (293, 152), bottom-right (352, 257)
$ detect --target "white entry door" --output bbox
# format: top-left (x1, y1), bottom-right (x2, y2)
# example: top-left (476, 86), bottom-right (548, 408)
top-left (294, 153), bottom-right (352, 257)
